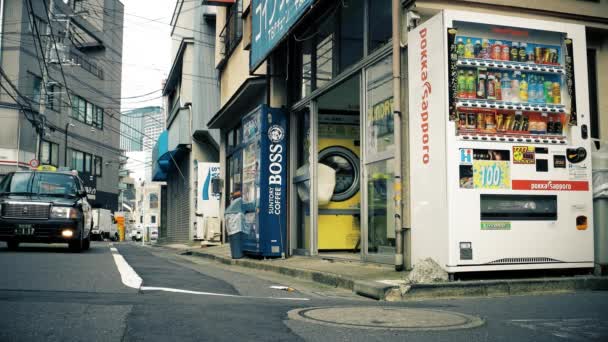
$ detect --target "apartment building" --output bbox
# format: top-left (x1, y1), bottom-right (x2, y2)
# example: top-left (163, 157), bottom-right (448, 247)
top-left (205, 0), bottom-right (607, 272)
top-left (153, 0), bottom-right (220, 243)
top-left (0, 0), bottom-right (124, 210)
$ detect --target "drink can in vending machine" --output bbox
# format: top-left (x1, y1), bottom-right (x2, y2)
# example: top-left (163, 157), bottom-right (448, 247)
top-left (552, 82), bottom-right (561, 104)
top-left (543, 48), bottom-right (552, 64)
top-left (496, 112), bottom-right (504, 131)
top-left (477, 112), bottom-right (486, 130)
top-left (467, 113), bottom-right (477, 129)
top-left (519, 42), bottom-right (528, 62)
top-left (550, 49), bottom-right (559, 64)
top-left (458, 112), bottom-right (467, 129)
top-left (535, 47), bottom-right (543, 64)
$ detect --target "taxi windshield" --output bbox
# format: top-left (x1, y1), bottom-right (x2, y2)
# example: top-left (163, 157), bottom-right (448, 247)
top-left (0, 172), bottom-right (79, 197)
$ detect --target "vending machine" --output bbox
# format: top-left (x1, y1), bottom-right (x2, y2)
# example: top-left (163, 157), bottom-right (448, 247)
top-left (239, 105), bottom-right (288, 257)
top-left (409, 10), bottom-right (594, 273)
top-left (194, 162), bottom-right (221, 241)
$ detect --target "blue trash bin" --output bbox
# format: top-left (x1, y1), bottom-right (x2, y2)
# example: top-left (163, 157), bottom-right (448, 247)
top-left (229, 232), bottom-right (244, 259)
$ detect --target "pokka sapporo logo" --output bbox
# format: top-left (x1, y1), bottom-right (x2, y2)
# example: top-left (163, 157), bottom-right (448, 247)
top-left (268, 125), bottom-right (285, 144)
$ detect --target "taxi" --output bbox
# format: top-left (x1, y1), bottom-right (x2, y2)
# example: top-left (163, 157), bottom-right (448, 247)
top-left (0, 167), bottom-right (93, 252)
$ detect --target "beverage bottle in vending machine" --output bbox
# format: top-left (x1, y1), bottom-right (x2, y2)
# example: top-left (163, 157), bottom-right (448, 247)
top-left (538, 76), bottom-right (546, 104)
top-left (511, 71), bottom-right (520, 102)
top-left (553, 116), bottom-right (563, 135)
top-left (495, 73), bottom-right (502, 100)
top-left (477, 68), bottom-right (487, 99)
top-left (510, 42), bottom-right (519, 61)
top-left (519, 42), bottom-right (528, 62)
top-left (492, 41), bottom-right (502, 60)
top-left (456, 38), bottom-right (465, 58)
top-left (547, 116), bottom-right (555, 134)
top-left (474, 40), bottom-right (482, 58)
top-left (501, 43), bottom-right (510, 61)
top-left (487, 74), bottom-right (496, 100)
top-left (528, 75), bottom-right (537, 104)
top-left (466, 70), bottom-right (476, 98)
top-left (465, 38), bottom-right (474, 58)
top-left (501, 73), bottom-right (512, 101)
top-left (544, 79), bottom-right (554, 103)
top-left (480, 39), bottom-right (490, 59)
top-left (457, 70), bottom-right (466, 98)
top-left (552, 82), bottom-right (561, 104)
top-left (519, 74), bottom-right (528, 103)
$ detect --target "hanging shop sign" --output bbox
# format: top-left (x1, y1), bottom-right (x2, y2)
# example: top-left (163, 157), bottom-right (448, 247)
top-left (250, 0), bottom-right (314, 71)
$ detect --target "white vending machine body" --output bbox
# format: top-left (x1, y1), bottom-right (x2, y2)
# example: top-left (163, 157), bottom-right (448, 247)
top-left (195, 162), bottom-right (221, 241)
top-left (409, 10), bottom-right (594, 273)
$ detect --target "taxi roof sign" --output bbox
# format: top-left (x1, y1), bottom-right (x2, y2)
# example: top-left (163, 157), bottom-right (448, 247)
top-left (37, 165), bottom-right (57, 172)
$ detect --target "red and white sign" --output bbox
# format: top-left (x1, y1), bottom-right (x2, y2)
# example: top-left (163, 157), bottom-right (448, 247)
top-left (512, 180), bottom-right (589, 191)
top-left (29, 159), bottom-right (40, 169)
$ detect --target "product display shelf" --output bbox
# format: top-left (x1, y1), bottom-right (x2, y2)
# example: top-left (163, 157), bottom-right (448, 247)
top-left (456, 99), bottom-right (567, 114)
top-left (456, 58), bottom-right (565, 74)
top-left (458, 129), bottom-right (567, 144)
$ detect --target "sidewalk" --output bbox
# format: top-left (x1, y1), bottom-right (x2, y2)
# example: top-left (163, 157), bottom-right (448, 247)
top-left (156, 243), bottom-right (608, 301)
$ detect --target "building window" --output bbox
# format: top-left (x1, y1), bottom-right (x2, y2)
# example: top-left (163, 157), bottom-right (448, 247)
top-left (47, 84), bottom-right (61, 112)
top-left (294, 0), bottom-right (390, 101)
top-left (93, 156), bottom-right (102, 177)
top-left (71, 149), bottom-right (84, 172)
top-left (368, 0), bottom-right (392, 54)
top-left (32, 74), bottom-right (42, 109)
top-left (70, 149), bottom-right (102, 176)
top-left (220, 0), bottom-right (243, 60)
top-left (140, 216), bottom-right (143, 224)
top-left (71, 95), bottom-right (104, 129)
top-left (149, 193), bottom-right (159, 209)
top-left (41, 141), bottom-right (59, 166)
top-left (151, 215), bottom-right (157, 224)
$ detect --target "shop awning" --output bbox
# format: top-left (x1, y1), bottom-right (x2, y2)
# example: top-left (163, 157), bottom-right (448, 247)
top-left (207, 77), bottom-right (266, 129)
top-left (152, 131), bottom-right (188, 182)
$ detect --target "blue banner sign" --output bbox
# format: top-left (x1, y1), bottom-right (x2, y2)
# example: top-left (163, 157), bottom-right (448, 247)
top-left (250, 0), bottom-right (314, 70)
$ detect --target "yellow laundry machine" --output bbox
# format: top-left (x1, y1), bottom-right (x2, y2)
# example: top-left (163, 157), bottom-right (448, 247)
top-left (316, 115), bottom-right (361, 250)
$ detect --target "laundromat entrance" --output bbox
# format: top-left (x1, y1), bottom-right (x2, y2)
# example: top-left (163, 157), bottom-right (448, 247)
top-left (290, 53), bottom-right (397, 264)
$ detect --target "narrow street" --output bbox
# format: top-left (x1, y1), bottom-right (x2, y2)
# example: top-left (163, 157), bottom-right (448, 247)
top-left (1, 242), bottom-right (607, 342)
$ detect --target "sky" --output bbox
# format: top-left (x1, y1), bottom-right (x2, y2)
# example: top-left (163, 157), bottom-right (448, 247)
top-left (119, 0), bottom-right (176, 112)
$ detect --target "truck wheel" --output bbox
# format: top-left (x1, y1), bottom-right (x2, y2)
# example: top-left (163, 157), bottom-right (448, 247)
top-left (6, 240), bottom-right (19, 250)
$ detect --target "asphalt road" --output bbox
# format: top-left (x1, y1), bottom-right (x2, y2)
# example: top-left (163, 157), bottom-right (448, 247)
top-left (1, 241), bottom-right (607, 341)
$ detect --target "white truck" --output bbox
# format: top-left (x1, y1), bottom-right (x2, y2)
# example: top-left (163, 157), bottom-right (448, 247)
top-left (91, 209), bottom-right (118, 241)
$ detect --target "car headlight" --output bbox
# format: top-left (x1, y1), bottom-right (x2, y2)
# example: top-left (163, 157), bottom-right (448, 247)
top-left (50, 206), bottom-right (79, 219)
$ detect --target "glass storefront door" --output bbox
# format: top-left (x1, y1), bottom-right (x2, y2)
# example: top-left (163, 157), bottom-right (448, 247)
top-left (362, 53), bottom-right (396, 263)
top-left (290, 107), bottom-right (315, 255)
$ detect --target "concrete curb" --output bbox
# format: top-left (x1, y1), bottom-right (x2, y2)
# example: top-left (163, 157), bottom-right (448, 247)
top-left (178, 248), bottom-right (608, 301)
top-left (185, 250), bottom-right (356, 290)
top-left (392, 276), bottom-right (608, 301)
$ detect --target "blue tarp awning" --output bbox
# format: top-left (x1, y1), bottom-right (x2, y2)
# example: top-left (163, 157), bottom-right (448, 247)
top-left (152, 131), bottom-right (187, 181)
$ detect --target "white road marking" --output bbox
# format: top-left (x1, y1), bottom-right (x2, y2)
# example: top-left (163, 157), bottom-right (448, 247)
top-left (111, 251), bottom-right (143, 289)
top-left (109, 246), bottom-right (310, 301)
top-left (141, 286), bottom-right (309, 301)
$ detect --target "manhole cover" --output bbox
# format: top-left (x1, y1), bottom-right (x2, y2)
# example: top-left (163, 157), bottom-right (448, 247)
top-left (288, 306), bottom-right (484, 331)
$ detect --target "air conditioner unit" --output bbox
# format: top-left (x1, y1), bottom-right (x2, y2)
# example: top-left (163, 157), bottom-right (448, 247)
top-left (195, 216), bottom-right (221, 241)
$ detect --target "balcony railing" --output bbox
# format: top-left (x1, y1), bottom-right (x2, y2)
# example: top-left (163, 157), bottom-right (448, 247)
top-left (70, 51), bottom-right (104, 80)
top-left (218, 7), bottom-right (243, 66)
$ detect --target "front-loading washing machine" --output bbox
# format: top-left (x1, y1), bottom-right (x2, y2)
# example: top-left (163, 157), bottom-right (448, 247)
top-left (317, 114), bottom-right (361, 250)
